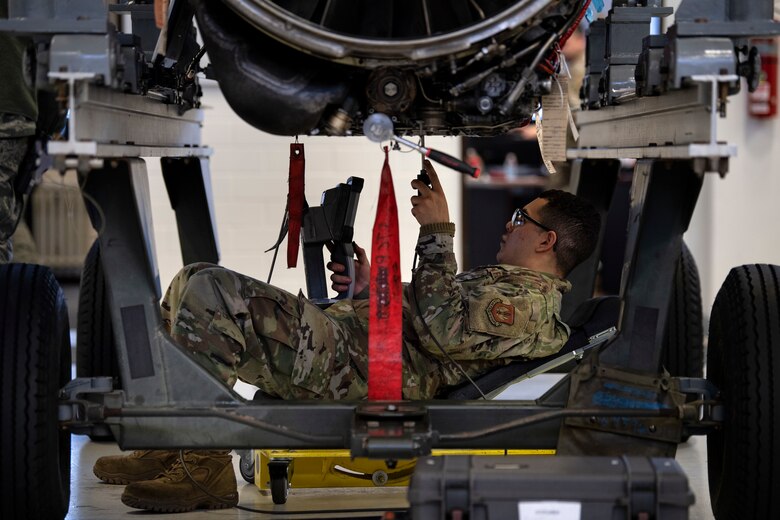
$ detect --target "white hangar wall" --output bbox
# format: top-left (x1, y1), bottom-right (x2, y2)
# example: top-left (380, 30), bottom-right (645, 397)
top-left (689, 85), bottom-right (780, 318)
top-left (145, 81), bottom-right (464, 297)
top-left (143, 75), bottom-right (780, 324)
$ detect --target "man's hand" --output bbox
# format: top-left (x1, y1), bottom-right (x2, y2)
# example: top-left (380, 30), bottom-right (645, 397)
top-left (327, 242), bottom-right (370, 296)
top-left (410, 160), bottom-right (450, 226)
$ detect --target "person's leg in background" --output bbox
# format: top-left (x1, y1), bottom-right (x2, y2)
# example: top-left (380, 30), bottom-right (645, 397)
top-left (0, 14), bottom-right (39, 263)
top-left (9, 217), bottom-right (38, 264)
top-left (0, 114), bottom-right (35, 264)
top-left (161, 262), bottom-right (369, 400)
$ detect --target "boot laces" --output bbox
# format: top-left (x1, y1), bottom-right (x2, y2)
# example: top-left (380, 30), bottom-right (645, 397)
top-left (159, 452), bottom-right (199, 482)
top-left (168, 450), bottom-right (239, 506)
top-left (129, 450), bottom-right (152, 459)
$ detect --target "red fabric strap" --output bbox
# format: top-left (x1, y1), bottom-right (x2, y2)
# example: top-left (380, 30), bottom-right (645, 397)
top-left (368, 148), bottom-right (403, 400)
top-left (287, 143), bottom-right (305, 268)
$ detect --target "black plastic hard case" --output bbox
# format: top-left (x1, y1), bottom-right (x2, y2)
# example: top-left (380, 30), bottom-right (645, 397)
top-left (407, 455), bottom-right (693, 519)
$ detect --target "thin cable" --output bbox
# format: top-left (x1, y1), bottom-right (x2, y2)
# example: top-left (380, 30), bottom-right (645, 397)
top-left (185, 46), bottom-right (207, 78)
top-left (439, 407), bottom-right (680, 441)
top-left (318, 0), bottom-right (332, 26)
top-left (264, 205), bottom-right (289, 283)
top-left (449, 120), bottom-right (521, 132)
top-left (499, 0), bottom-right (590, 114)
top-left (416, 76), bottom-right (444, 104)
top-left (409, 200), bottom-right (484, 399)
top-left (558, 0), bottom-right (591, 50)
top-left (421, 0), bottom-right (432, 36)
top-left (77, 170), bottom-right (107, 237)
top-left (540, 0), bottom-right (591, 72)
top-left (498, 30), bottom-right (560, 114)
top-left (553, 74), bottom-right (566, 106)
top-left (410, 264), bottom-right (487, 399)
top-left (448, 40), bottom-right (541, 97)
top-left (468, 0), bottom-right (486, 20)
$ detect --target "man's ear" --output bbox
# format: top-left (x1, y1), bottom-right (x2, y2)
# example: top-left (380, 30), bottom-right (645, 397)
top-left (535, 230), bottom-right (557, 253)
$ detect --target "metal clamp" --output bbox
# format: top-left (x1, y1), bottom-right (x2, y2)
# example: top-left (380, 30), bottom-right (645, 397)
top-left (350, 403), bottom-right (434, 459)
top-left (58, 376), bottom-right (118, 436)
top-left (676, 376), bottom-right (724, 429)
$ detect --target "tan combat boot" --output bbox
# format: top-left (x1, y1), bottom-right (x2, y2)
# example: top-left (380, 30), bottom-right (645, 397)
top-left (121, 451), bottom-right (238, 512)
top-left (93, 450), bottom-right (180, 484)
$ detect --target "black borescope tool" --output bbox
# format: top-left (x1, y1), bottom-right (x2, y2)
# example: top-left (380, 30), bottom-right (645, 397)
top-left (302, 177), bottom-right (364, 303)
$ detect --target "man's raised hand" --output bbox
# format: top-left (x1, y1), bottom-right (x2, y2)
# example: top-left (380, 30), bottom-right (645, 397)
top-left (410, 160), bottom-right (450, 226)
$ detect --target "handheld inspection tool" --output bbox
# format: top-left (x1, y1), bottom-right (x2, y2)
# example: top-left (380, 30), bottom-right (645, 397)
top-left (363, 113), bottom-right (480, 178)
top-left (302, 177), bottom-right (364, 303)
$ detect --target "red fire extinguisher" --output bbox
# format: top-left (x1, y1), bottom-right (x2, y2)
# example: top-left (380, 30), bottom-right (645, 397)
top-left (748, 38), bottom-right (778, 118)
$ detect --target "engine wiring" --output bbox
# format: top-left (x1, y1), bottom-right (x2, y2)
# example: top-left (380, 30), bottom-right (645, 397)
top-left (540, 0), bottom-right (592, 75)
top-left (448, 0), bottom-right (590, 102)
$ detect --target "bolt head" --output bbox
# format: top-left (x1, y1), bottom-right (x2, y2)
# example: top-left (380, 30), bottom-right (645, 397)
top-left (477, 96), bottom-right (494, 113)
top-left (383, 81), bottom-right (399, 97)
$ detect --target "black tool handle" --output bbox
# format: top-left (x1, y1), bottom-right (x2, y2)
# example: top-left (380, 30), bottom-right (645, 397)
top-left (417, 168), bottom-right (431, 196)
top-left (303, 243), bottom-right (328, 301)
top-left (426, 148), bottom-right (480, 178)
top-left (330, 241), bottom-right (355, 300)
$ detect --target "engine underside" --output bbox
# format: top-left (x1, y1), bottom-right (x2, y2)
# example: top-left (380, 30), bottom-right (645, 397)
top-left (193, 0), bottom-right (585, 137)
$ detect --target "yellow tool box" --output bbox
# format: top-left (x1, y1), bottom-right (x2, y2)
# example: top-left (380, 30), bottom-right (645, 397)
top-left (252, 448), bottom-right (555, 504)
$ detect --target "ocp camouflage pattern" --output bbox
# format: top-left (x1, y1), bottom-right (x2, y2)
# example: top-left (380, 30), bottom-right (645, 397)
top-left (162, 229), bottom-right (571, 400)
top-left (0, 114), bottom-right (35, 262)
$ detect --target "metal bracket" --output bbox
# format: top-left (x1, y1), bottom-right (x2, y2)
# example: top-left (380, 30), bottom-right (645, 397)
top-left (46, 73), bottom-right (211, 160)
top-left (267, 458), bottom-right (292, 481)
top-left (58, 376), bottom-right (120, 436)
top-left (0, 0), bottom-right (107, 34)
top-left (690, 74), bottom-right (740, 146)
top-left (571, 79), bottom-right (737, 173)
top-left (48, 72), bottom-right (100, 157)
top-left (677, 377), bottom-right (724, 433)
top-left (488, 327), bottom-right (618, 398)
top-left (351, 403), bottom-right (434, 459)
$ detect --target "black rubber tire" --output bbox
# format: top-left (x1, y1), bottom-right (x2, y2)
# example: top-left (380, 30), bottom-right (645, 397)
top-left (270, 475), bottom-right (289, 505)
top-left (239, 450), bottom-right (255, 484)
top-left (0, 263), bottom-right (72, 520)
top-left (76, 240), bottom-right (119, 441)
top-left (661, 242), bottom-right (704, 378)
top-left (706, 264), bottom-right (780, 519)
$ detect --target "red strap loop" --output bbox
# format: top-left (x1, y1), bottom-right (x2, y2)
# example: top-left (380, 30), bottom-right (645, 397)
top-left (287, 143), bottom-right (305, 268)
top-left (368, 147), bottom-right (403, 400)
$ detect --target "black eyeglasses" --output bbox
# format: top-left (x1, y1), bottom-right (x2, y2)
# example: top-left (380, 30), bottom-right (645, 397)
top-left (511, 207), bottom-right (554, 233)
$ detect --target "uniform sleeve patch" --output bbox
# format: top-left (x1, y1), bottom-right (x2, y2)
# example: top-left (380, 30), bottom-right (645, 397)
top-left (468, 293), bottom-right (529, 339)
top-left (487, 298), bottom-right (515, 326)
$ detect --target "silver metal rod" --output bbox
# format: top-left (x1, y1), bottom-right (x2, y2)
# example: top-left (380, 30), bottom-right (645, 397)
top-left (394, 134), bottom-right (427, 154)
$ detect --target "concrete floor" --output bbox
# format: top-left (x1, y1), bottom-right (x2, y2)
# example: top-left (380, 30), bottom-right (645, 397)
top-left (64, 374), bottom-right (716, 519)
top-left (65, 436), bottom-right (713, 519)
top-left (61, 271), bottom-right (715, 519)
top-left (67, 437), bottom-right (409, 519)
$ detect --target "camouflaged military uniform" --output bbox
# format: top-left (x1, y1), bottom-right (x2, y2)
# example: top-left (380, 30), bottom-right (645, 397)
top-left (0, 10), bottom-right (38, 263)
top-left (0, 115), bottom-right (35, 263)
top-left (162, 223), bottom-right (571, 400)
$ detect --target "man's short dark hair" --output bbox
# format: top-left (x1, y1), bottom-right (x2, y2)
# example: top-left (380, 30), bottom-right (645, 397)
top-left (537, 189), bottom-right (600, 276)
